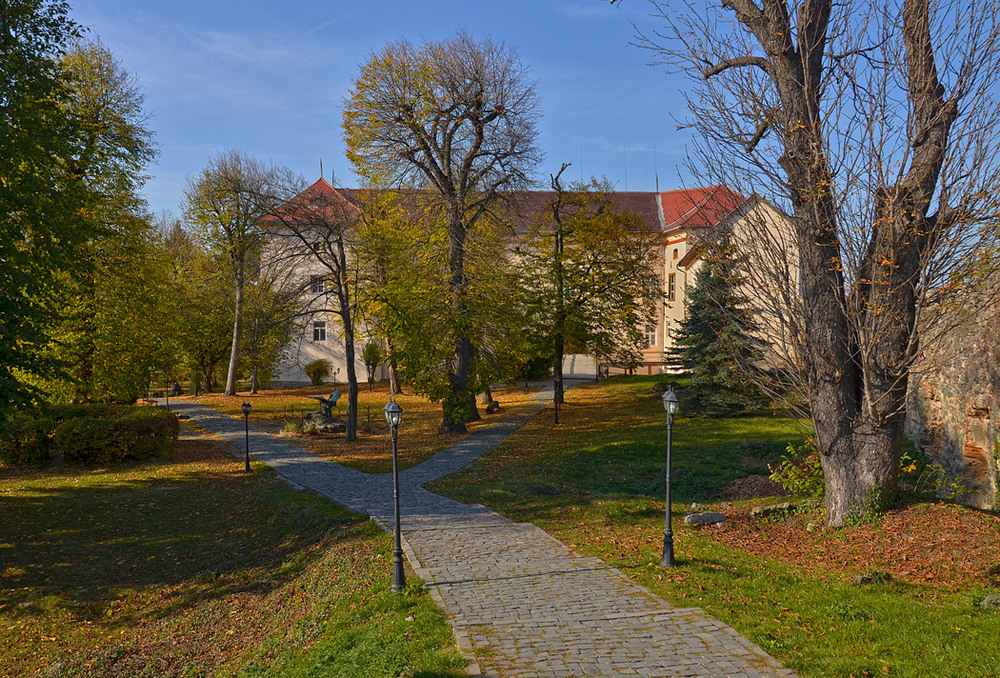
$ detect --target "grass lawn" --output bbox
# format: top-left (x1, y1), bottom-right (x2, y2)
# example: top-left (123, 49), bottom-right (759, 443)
top-left (0, 431), bottom-right (466, 677)
top-left (430, 375), bottom-right (1000, 678)
top-left (187, 382), bottom-right (540, 474)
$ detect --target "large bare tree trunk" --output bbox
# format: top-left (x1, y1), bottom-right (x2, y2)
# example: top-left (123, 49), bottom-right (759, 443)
top-left (646, 0), bottom-right (965, 525)
top-left (442, 211), bottom-right (477, 433)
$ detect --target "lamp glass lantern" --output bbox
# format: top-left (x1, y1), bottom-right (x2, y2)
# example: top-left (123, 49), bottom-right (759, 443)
top-left (383, 400), bottom-right (402, 429)
top-left (662, 388), bottom-right (679, 418)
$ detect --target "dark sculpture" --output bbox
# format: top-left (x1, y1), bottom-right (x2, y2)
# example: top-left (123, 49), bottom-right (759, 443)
top-left (307, 390), bottom-right (342, 418)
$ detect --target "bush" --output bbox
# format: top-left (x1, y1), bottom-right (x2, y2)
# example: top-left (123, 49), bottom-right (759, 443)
top-left (116, 408), bottom-right (179, 458)
top-left (304, 359), bottom-right (331, 386)
top-left (51, 406), bottom-right (178, 464)
top-left (54, 417), bottom-right (123, 463)
top-left (0, 414), bottom-right (53, 466)
top-left (769, 438), bottom-right (824, 497)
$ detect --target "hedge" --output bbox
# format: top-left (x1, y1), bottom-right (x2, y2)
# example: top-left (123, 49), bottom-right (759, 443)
top-left (0, 414), bottom-right (53, 467)
top-left (1, 405), bottom-right (179, 467)
top-left (53, 407), bottom-right (179, 464)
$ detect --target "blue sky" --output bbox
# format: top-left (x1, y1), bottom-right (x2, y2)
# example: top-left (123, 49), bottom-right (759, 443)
top-left (70, 0), bottom-right (695, 217)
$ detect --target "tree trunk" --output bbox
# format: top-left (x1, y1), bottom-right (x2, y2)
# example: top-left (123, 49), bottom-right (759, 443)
top-left (388, 360), bottom-right (402, 395)
top-left (822, 417), bottom-right (904, 525)
top-left (341, 307), bottom-right (358, 442)
top-left (250, 364), bottom-right (259, 394)
top-left (224, 279), bottom-right (243, 396)
top-left (442, 209), bottom-right (473, 434)
top-left (480, 385), bottom-right (493, 405)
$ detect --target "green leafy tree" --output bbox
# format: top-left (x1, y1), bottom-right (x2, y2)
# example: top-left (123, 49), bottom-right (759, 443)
top-left (344, 30), bottom-right (541, 433)
top-left (668, 241), bottom-right (767, 417)
top-left (240, 269), bottom-right (300, 394)
top-left (163, 223), bottom-right (233, 393)
top-left (518, 167), bottom-right (660, 420)
top-left (361, 340), bottom-right (384, 392)
top-left (0, 0), bottom-right (87, 416)
top-left (354, 191), bottom-right (526, 428)
top-left (52, 38), bottom-right (160, 403)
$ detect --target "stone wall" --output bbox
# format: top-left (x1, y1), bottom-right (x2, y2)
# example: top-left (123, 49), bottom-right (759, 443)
top-left (904, 295), bottom-right (1000, 509)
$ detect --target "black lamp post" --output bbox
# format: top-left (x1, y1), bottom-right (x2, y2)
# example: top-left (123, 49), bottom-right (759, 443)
top-left (383, 399), bottom-right (405, 592)
top-left (164, 380), bottom-right (170, 412)
top-left (241, 401), bottom-right (251, 473)
top-left (661, 386), bottom-right (680, 567)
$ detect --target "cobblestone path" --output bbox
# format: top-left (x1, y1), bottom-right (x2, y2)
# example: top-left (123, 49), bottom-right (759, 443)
top-left (167, 394), bottom-right (795, 678)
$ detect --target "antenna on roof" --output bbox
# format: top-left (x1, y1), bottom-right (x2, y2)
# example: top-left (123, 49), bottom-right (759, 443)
top-left (320, 158), bottom-right (324, 180)
top-left (654, 145), bottom-right (660, 193)
top-left (623, 144), bottom-right (628, 191)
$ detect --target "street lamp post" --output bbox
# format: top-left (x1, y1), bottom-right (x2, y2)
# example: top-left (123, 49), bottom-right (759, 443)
top-left (383, 399), bottom-right (405, 592)
top-left (241, 401), bottom-right (251, 473)
top-left (661, 386), bottom-right (680, 567)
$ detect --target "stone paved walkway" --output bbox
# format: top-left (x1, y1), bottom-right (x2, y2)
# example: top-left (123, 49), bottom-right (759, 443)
top-left (166, 393), bottom-right (795, 678)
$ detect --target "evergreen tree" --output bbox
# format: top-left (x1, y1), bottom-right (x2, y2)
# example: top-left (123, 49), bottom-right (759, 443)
top-left (669, 241), bottom-right (767, 416)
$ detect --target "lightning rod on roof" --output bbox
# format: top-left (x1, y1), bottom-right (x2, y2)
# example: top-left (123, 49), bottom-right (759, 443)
top-left (320, 158), bottom-right (323, 180)
top-left (654, 145), bottom-right (660, 192)
top-left (623, 144), bottom-right (628, 191)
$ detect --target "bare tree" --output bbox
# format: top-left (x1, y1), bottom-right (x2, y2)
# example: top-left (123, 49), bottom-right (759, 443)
top-left (343, 30), bottom-right (541, 434)
top-left (632, 0), bottom-right (1000, 524)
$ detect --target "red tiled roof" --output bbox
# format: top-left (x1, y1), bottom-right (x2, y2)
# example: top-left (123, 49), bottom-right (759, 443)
top-left (659, 185), bottom-right (746, 231)
top-left (502, 190), bottom-right (663, 232)
top-left (271, 180), bottom-right (745, 234)
top-left (265, 177), bottom-right (360, 227)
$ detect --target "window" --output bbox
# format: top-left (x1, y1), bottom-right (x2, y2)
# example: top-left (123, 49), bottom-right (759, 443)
top-left (672, 248), bottom-right (679, 260)
top-left (665, 321), bottom-right (672, 342)
top-left (312, 321), bottom-right (326, 342)
top-left (667, 273), bottom-right (676, 301)
top-left (310, 275), bottom-right (325, 294)
top-left (645, 325), bottom-right (657, 347)
top-left (646, 275), bottom-right (660, 298)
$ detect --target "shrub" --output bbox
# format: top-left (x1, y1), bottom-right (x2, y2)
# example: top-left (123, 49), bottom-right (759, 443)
top-left (0, 414), bottom-right (53, 466)
top-left (769, 438), bottom-right (824, 497)
top-left (51, 406), bottom-right (178, 464)
top-left (54, 417), bottom-right (122, 463)
top-left (115, 408), bottom-right (179, 458)
top-left (304, 359), bottom-right (331, 386)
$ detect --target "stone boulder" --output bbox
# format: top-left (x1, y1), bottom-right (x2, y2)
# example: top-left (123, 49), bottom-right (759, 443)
top-left (684, 511), bottom-right (727, 526)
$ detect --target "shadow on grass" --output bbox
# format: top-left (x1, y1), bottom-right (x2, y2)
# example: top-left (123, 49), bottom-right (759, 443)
top-left (0, 449), bottom-right (359, 626)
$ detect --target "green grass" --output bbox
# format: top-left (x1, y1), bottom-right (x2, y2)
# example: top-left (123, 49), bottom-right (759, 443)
top-left (431, 375), bottom-right (1000, 678)
top-left (0, 436), bottom-right (465, 677)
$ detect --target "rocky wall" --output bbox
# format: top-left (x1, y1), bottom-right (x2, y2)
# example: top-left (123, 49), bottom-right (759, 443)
top-left (904, 295), bottom-right (1000, 509)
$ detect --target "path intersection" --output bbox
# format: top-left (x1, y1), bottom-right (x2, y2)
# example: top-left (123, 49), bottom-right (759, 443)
top-left (168, 390), bottom-right (795, 678)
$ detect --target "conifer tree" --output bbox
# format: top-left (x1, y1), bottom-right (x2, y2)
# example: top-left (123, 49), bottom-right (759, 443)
top-left (669, 241), bottom-right (766, 416)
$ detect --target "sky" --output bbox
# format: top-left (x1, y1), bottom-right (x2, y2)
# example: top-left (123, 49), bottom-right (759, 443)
top-left (69, 0), bottom-right (697, 217)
